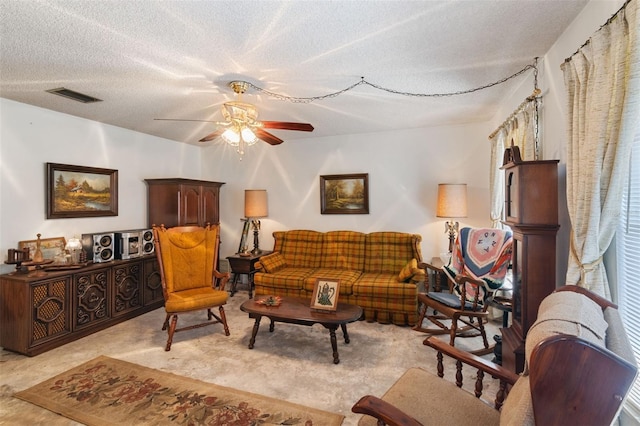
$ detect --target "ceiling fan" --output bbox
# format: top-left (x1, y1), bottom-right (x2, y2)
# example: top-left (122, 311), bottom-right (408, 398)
top-left (155, 81), bottom-right (314, 155)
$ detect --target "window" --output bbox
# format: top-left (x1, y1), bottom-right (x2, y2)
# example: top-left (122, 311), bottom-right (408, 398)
top-left (617, 129), bottom-right (640, 420)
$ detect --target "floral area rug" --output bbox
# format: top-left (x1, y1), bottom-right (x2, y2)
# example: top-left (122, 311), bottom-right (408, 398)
top-left (14, 355), bottom-right (344, 426)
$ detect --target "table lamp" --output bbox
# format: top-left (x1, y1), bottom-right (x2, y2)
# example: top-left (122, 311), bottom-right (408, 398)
top-left (244, 189), bottom-right (268, 255)
top-left (436, 183), bottom-right (468, 253)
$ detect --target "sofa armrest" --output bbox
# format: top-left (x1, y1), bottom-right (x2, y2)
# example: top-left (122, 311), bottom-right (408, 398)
top-left (352, 396), bottom-right (422, 426)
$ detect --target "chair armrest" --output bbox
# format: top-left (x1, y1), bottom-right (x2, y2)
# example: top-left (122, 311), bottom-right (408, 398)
top-left (425, 337), bottom-right (519, 385)
top-left (352, 395), bottom-right (423, 426)
top-left (213, 270), bottom-right (230, 291)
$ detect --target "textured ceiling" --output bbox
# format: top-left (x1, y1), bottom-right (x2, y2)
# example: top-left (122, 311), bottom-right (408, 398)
top-left (0, 0), bottom-right (588, 146)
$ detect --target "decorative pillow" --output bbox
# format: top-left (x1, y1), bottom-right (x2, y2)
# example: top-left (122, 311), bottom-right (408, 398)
top-left (397, 258), bottom-right (424, 283)
top-left (260, 252), bottom-right (287, 273)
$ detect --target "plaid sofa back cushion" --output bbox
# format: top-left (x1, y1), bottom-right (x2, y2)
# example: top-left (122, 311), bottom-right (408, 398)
top-left (364, 232), bottom-right (423, 274)
top-left (274, 230), bottom-right (324, 268)
top-left (320, 231), bottom-right (366, 270)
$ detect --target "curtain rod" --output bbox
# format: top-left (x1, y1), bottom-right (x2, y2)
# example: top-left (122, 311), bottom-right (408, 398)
top-left (488, 89), bottom-right (541, 140)
top-left (564, 0), bottom-right (632, 63)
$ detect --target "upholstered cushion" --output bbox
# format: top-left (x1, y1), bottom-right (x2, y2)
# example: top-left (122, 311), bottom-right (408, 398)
top-left (604, 307), bottom-right (637, 365)
top-left (260, 251), bottom-right (287, 273)
top-left (524, 291), bottom-right (607, 366)
top-left (157, 227), bottom-right (217, 293)
top-left (364, 232), bottom-right (422, 274)
top-left (398, 258), bottom-right (424, 283)
top-left (165, 287), bottom-right (228, 313)
top-left (499, 376), bottom-right (534, 426)
top-left (426, 291), bottom-right (484, 311)
top-left (321, 230), bottom-right (366, 270)
top-left (358, 367), bottom-right (500, 426)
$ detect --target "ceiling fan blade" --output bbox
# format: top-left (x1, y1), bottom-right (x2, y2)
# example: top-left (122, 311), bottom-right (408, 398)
top-left (199, 129), bottom-right (224, 142)
top-left (154, 118), bottom-right (217, 123)
top-left (255, 128), bottom-right (284, 145)
top-left (261, 121), bottom-right (314, 132)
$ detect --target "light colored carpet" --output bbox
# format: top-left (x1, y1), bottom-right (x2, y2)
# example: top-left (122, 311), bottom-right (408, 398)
top-left (0, 288), bottom-right (501, 425)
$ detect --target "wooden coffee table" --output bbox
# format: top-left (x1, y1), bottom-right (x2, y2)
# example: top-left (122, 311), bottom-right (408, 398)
top-left (239, 296), bottom-right (363, 364)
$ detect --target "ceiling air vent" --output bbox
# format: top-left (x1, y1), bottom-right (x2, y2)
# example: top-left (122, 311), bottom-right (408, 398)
top-left (46, 87), bottom-right (102, 104)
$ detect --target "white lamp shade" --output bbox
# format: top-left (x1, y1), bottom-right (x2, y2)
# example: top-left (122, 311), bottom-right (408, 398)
top-left (245, 189), bottom-right (268, 218)
top-left (436, 184), bottom-right (468, 218)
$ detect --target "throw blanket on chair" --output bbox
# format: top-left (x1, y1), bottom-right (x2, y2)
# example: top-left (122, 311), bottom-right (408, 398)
top-left (444, 227), bottom-right (513, 303)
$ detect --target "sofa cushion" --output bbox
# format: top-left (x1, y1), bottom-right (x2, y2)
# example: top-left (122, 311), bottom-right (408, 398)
top-left (259, 251), bottom-right (287, 273)
top-left (364, 232), bottom-right (422, 274)
top-left (524, 290), bottom-right (607, 366)
top-left (321, 231), bottom-right (366, 270)
top-left (359, 367), bottom-right (500, 426)
top-left (253, 267), bottom-right (317, 291)
top-left (397, 258), bottom-right (426, 283)
top-left (276, 230), bottom-right (324, 268)
top-left (302, 269), bottom-right (362, 296)
top-left (499, 375), bottom-right (534, 426)
top-left (354, 273), bottom-right (418, 298)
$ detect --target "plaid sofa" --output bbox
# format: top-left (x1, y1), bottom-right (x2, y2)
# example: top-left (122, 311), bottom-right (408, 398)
top-left (254, 230), bottom-right (424, 326)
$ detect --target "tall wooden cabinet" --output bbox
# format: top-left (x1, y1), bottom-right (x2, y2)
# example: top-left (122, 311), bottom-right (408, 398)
top-left (501, 153), bottom-right (559, 374)
top-left (145, 178), bottom-right (224, 228)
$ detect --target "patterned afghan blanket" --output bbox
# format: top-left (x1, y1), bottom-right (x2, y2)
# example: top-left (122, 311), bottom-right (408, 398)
top-left (444, 228), bottom-right (513, 301)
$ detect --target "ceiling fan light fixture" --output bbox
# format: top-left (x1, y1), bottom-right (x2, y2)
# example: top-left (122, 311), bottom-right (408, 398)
top-left (241, 127), bottom-right (258, 145)
top-left (221, 128), bottom-right (240, 145)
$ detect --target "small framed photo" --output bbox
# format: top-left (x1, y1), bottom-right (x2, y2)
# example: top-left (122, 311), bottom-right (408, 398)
top-left (320, 173), bottom-right (369, 214)
top-left (18, 236), bottom-right (66, 261)
top-left (46, 163), bottom-right (118, 219)
top-left (310, 278), bottom-right (340, 311)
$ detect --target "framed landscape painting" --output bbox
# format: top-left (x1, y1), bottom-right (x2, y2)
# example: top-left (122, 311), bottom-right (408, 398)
top-left (46, 163), bottom-right (118, 219)
top-left (320, 173), bottom-right (369, 214)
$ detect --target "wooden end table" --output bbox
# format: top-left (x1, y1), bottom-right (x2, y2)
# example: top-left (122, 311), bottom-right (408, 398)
top-left (239, 296), bottom-right (363, 364)
top-left (226, 251), bottom-right (271, 298)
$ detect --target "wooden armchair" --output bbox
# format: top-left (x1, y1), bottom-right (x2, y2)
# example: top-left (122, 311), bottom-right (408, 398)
top-left (153, 224), bottom-right (231, 351)
top-left (414, 228), bottom-right (513, 355)
top-left (354, 285), bottom-right (637, 426)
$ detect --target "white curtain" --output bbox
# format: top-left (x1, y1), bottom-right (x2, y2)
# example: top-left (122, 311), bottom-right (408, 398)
top-left (561, 0), bottom-right (639, 298)
top-left (488, 99), bottom-right (539, 228)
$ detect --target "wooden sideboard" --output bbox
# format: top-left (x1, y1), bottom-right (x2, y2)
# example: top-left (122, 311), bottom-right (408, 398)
top-left (0, 256), bottom-right (162, 356)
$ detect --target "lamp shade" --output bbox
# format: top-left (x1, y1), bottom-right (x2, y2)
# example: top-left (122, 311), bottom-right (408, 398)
top-left (436, 184), bottom-right (468, 218)
top-left (244, 189), bottom-right (268, 218)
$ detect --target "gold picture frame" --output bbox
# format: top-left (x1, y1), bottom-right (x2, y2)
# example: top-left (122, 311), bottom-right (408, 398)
top-left (46, 163), bottom-right (118, 219)
top-left (310, 278), bottom-right (340, 312)
top-left (320, 173), bottom-right (369, 214)
top-left (18, 236), bottom-right (67, 261)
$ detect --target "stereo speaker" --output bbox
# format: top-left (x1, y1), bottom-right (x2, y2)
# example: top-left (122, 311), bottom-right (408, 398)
top-left (140, 229), bottom-right (155, 256)
top-left (81, 233), bottom-right (115, 263)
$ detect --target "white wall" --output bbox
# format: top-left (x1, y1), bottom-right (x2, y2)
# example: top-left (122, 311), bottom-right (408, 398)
top-left (201, 122), bottom-right (494, 262)
top-left (0, 98), bottom-right (203, 274)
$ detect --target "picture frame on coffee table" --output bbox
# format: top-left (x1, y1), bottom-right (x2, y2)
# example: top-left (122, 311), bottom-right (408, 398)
top-left (311, 278), bottom-right (340, 312)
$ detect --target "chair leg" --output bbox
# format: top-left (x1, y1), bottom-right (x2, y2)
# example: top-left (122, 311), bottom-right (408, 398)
top-left (413, 301), bottom-right (428, 331)
top-left (219, 306), bottom-right (230, 336)
top-left (165, 314), bottom-right (178, 351)
top-left (162, 313), bottom-right (171, 331)
top-left (450, 315), bottom-right (459, 347)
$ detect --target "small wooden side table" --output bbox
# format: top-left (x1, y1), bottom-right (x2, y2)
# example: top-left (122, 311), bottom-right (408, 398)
top-left (226, 251), bottom-right (272, 298)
